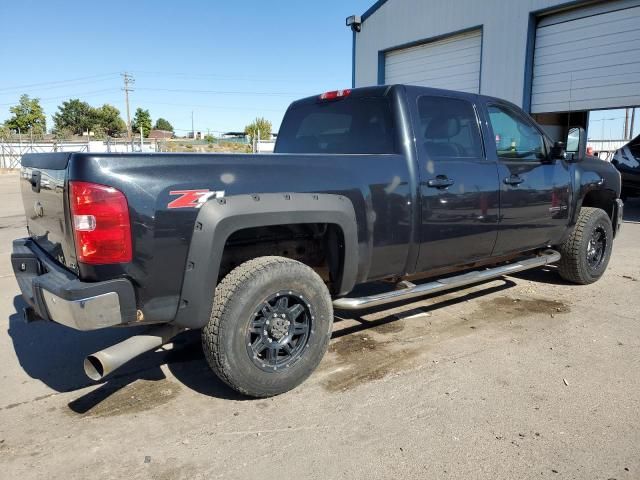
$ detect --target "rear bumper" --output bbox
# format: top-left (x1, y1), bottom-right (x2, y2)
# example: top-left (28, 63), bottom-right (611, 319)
top-left (11, 238), bottom-right (137, 330)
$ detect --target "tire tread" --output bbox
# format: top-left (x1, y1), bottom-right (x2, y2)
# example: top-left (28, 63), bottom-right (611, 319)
top-left (558, 207), bottom-right (611, 284)
top-left (202, 256), bottom-right (330, 397)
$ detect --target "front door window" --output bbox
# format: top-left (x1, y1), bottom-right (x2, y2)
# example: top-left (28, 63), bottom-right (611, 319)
top-left (488, 105), bottom-right (546, 162)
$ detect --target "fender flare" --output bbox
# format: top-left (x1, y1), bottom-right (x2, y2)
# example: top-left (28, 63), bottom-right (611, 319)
top-left (173, 193), bottom-right (358, 328)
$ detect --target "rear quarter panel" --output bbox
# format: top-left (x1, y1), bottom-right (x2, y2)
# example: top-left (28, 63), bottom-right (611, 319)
top-left (68, 152), bottom-right (413, 322)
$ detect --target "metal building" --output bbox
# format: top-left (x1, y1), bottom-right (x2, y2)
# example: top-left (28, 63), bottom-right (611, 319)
top-left (351, 0), bottom-right (640, 138)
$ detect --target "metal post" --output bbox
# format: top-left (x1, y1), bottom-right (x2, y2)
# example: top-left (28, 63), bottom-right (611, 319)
top-left (140, 127), bottom-right (143, 152)
top-left (624, 108), bottom-right (630, 140)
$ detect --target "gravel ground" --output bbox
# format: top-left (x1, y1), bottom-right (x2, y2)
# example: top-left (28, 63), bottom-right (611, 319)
top-left (0, 172), bottom-right (638, 480)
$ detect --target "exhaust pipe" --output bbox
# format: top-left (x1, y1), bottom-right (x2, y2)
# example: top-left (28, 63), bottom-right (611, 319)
top-left (84, 325), bottom-right (184, 381)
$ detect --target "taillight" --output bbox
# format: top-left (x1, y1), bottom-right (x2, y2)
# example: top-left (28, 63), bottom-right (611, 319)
top-left (69, 181), bottom-right (132, 265)
top-left (319, 89), bottom-right (351, 100)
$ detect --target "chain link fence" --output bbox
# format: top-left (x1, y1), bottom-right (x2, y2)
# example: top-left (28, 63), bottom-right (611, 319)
top-left (0, 136), bottom-right (160, 169)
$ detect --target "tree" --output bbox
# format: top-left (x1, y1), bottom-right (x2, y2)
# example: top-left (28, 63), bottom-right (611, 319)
top-left (53, 100), bottom-right (126, 138)
top-left (154, 117), bottom-right (174, 132)
top-left (131, 108), bottom-right (152, 137)
top-left (244, 117), bottom-right (272, 142)
top-left (53, 99), bottom-right (94, 135)
top-left (94, 104), bottom-right (126, 137)
top-left (5, 94), bottom-right (46, 134)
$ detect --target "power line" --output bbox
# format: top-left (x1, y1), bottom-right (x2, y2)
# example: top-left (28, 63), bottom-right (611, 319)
top-left (136, 87), bottom-right (306, 97)
top-left (0, 77), bottom-right (118, 95)
top-left (141, 100), bottom-right (283, 112)
top-left (131, 70), bottom-right (318, 83)
top-left (0, 73), bottom-right (119, 93)
top-left (0, 89), bottom-right (121, 107)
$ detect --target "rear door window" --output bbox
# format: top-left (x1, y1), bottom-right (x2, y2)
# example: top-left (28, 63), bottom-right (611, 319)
top-left (275, 97), bottom-right (398, 154)
top-left (417, 95), bottom-right (484, 159)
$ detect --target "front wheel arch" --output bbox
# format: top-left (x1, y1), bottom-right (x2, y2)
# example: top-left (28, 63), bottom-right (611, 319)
top-left (558, 206), bottom-right (613, 284)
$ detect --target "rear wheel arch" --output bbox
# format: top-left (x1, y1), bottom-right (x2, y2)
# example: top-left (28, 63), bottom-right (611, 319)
top-left (173, 193), bottom-right (358, 329)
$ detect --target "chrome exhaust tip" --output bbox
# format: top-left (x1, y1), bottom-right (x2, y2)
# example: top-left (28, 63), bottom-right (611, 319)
top-left (84, 325), bottom-right (184, 381)
top-left (84, 354), bottom-right (109, 381)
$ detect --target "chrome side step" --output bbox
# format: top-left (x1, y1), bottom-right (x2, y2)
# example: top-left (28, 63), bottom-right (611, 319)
top-left (333, 249), bottom-right (561, 311)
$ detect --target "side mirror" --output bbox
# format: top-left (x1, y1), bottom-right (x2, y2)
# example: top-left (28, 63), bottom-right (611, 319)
top-left (565, 127), bottom-right (587, 162)
top-left (549, 141), bottom-right (566, 161)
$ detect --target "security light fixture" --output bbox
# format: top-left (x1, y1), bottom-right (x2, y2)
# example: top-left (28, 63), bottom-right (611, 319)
top-left (346, 15), bottom-right (362, 32)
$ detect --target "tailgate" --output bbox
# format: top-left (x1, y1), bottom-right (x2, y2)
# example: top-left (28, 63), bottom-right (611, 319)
top-left (20, 153), bottom-right (77, 270)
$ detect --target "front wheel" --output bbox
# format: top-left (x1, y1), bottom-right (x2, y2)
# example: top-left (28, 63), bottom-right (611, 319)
top-left (558, 207), bottom-right (613, 284)
top-left (202, 256), bottom-right (333, 398)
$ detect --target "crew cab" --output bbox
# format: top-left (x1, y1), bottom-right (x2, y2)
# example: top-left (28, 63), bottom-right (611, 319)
top-left (12, 85), bottom-right (623, 398)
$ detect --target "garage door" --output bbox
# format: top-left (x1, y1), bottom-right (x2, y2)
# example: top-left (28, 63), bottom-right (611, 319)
top-left (531, 1), bottom-right (640, 113)
top-left (384, 29), bottom-right (482, 93)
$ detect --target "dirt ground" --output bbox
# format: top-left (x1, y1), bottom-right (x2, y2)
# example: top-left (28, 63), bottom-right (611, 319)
top-left (0, 172), bottom-right (638, 479)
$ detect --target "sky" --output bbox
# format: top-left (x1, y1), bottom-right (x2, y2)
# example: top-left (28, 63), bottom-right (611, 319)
top-left (0, 0), bottom-right (373, 135)
top-left (588, 109), bottom-right (638, 141)
top-left (0, 0), bottom-right (636, 141)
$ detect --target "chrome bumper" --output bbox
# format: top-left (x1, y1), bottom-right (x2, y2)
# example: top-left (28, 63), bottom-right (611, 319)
top-left (40, 290), bottom-right (123, 331)
top-left (11, 238), bottom-right (137, 330)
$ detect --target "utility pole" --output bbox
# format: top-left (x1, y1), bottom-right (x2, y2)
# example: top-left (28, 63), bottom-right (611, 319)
top-left (140, 126), bottom-right (143, 152)
top-left (122, 72), bottom-right (135, 140)
top-left (191, 111), bottom-right (195, 139)
top-left (630, 108), bottom-right (636, 140)
top-left (624, 108), bottom-right (630, 140)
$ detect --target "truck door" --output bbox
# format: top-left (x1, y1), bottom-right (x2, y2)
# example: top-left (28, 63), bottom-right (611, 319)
top-left (483, 102), bottom-right (572, 255)
top-left (412, 94), bottom-right (500, 272)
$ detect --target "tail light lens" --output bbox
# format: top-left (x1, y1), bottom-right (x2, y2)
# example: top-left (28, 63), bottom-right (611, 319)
top-left (69, 181), bottom-right (132, 264)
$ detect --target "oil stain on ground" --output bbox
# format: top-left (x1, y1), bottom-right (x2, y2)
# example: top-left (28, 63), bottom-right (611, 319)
top-left (322, 332), bottom-right (420, 393)
top-left (473, 296), bottom-right (570, 322)
top-left (67, 378), bottom-right (181, 418)
top-left (322, 295), bottom-right (570, 392)
top-left (370, 319), bottom-right (405, 334)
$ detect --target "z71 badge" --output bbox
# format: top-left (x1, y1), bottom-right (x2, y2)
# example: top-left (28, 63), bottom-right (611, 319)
top-left (167, 190), bottom-right (225, 209)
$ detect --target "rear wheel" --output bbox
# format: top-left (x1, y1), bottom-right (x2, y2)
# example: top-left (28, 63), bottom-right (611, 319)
top-left (558, 207), bottom-right (613, 284)
top-left (202, 256), bottom-right (333, 398)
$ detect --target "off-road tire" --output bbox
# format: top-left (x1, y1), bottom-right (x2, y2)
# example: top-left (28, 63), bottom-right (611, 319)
top-left (202, 256), bottom-right (333, 398)
top-left (558, 207), bottom-right (613, 284)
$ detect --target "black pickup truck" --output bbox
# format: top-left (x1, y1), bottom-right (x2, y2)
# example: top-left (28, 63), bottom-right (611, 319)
top-left (611, 134), bottom-right (640, 200)
top-left (12, 85), bottom-right (623, 398)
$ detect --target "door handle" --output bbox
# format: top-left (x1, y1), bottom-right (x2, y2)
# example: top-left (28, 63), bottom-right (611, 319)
top-left (426, 176), bottom-right (455, 189)
top-left (503, 175), bottom-right (524, 186)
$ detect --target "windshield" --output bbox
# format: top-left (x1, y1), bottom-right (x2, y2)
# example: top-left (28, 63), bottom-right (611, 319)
top-left (275, 97), bottom-right (398, 154)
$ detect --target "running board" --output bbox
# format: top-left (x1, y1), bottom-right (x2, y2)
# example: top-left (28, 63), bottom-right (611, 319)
top-left (333, 249), bottom-right (561, 311)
